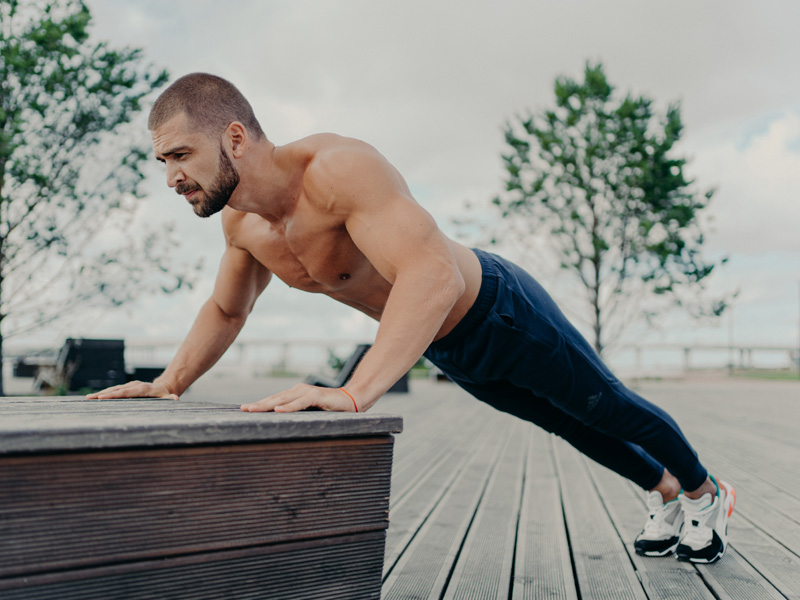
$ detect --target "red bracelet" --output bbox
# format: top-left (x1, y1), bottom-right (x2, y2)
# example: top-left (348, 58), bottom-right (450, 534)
top-left (339, 387), bottom-right (358, 412)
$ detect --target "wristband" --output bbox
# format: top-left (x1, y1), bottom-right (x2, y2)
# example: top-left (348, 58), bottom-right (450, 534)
top-left (339, 387), bottom-right (358, 412)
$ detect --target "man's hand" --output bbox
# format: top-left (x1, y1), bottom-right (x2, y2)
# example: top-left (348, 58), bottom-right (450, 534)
top-left (86, 381), bottom-right (180, 401)
top-left (241, 384), bottom-right (359, 413)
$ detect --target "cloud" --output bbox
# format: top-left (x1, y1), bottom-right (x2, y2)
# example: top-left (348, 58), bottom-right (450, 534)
top-left (696, 112), bottom-right (800, 254)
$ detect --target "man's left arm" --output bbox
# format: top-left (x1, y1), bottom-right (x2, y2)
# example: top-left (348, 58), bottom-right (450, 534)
top-left (241, 142), bottom-right (465, 413)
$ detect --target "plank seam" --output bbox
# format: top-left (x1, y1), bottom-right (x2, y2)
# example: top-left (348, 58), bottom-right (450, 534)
top-left (551, 436), bottom-right (584, 600)
top-left (727, 549), bottom-right (793, 600)
top-left (506, 428), bottom-right (529, 600)
top-left (436, 422), bottom-right (515, 600)
top-left (381, 432), bottom-right (495, 583)
top-left (578, 454), bottom-right (650, 598)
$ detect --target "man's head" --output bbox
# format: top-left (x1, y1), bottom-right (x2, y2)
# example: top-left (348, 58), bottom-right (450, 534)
top-left (150, 74), bottom-right (262, 217)
top-left (149, 72), bottom-right (265, 141)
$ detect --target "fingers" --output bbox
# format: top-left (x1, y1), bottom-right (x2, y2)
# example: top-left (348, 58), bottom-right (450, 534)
top-left (86, 381), bottom-right (179, 401)
top-left (86, 383), bottom-right (129, 399)
top-left (241, 384), bottom-right (352, 413)
top-left (241, 386), bottom-right (307, 412)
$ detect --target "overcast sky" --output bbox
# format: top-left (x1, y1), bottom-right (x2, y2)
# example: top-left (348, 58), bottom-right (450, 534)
top-left (30, 0), bottom-right (800, 364)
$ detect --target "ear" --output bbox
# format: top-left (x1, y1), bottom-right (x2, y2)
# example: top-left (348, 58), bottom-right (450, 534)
top-left (226, 121), bottom-right (248, 158)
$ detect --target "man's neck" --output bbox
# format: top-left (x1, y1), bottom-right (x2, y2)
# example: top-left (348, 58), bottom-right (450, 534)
top-left (228, 143), bottom-right (302, 222)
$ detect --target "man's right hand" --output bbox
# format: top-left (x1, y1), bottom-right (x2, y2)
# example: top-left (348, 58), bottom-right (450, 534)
top-left (86, 381), bottom-right (180, 401)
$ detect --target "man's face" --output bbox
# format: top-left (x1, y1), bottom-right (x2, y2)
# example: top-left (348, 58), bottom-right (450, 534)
top-left (152, 113), bottom-right (240, 218)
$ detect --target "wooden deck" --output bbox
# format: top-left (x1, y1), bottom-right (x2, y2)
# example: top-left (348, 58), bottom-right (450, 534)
top-left (375, 376), bottom-right (800, 600)
top-left (2, 372), bottom-right (798, 599)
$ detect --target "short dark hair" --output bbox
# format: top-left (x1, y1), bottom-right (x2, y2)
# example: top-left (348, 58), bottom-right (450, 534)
top-left (149, 73), bottom-right (265, 140)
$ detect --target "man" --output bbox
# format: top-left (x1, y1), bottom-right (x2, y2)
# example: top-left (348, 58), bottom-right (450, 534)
top-left (89, 73), bottom-right (735, 564)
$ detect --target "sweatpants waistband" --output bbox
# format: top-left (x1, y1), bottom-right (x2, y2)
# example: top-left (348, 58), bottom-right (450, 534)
top-left (428, 248), bottom-right (499, 352)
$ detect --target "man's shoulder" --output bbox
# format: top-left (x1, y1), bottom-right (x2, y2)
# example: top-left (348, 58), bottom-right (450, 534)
top-left (289, 135), bottom-right (378, 209)
top-left (220, 205), bottom-right (253, 240)
top-left (289, 133), bottom-right (376, 165)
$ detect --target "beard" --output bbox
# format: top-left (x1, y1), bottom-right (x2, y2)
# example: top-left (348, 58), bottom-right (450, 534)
top-left (179, 144), bottom-right (240, 218)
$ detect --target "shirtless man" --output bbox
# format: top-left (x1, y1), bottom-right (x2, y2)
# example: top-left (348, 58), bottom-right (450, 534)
top-left (89, 73), bottom-right (734, 564)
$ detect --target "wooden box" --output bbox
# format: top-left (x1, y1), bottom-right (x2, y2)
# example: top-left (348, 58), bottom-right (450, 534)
top-left (0, 396), bottom-right (402, 599)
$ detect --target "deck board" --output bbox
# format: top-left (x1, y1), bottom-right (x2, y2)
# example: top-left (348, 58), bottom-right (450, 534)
top-left (381, 409), bottom-right (510, 600)
top-left (378, 376), bottom-right (800, 600)
top-left (512, 429), bottom-right (578, 600)
top-left (441, 421), bottom-right (525, 600)
top-left (555, 441), bottom-right (647, 600)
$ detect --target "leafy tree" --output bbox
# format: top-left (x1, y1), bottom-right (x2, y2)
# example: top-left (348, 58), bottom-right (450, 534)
top-left (491, 62), bottom-right (728, 356)
top-left (0, 0), bottom-right (198, 394)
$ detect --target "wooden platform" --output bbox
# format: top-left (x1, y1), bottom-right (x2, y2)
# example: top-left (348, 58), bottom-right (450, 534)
top-left (377, 376), bottom-right (800, 600)
top-left (0, 397), bottom-right (402, 599)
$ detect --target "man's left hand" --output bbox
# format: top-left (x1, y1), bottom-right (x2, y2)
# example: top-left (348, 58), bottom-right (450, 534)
top-left (240, 383), bottom-right (358, 413)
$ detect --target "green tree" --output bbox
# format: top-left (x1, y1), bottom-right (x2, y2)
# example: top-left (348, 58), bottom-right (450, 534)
top-left (492, 62), bottom-right (727, 356)
top-left (0, 0), bottom-right (197, 394)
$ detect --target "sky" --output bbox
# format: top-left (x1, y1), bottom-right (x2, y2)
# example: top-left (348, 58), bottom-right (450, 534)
top-left (16, 0), bottom-right (800, 369)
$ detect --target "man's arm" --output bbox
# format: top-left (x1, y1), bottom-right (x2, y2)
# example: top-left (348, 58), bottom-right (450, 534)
top-left (88, 239), bottom-right (271, 400)
top-left (241, 141), bottom-right (465, 413)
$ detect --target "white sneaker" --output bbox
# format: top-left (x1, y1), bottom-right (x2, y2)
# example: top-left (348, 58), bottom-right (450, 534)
top-left (676, 477), bottom-right (736, 564)
top-left (634, 491), bottom-right (684, 556)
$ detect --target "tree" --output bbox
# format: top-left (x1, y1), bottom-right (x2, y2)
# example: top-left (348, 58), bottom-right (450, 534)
top-left (0, 0), bottom-right (198, 394)
top-left (491, 62), bottom-right (728, 356)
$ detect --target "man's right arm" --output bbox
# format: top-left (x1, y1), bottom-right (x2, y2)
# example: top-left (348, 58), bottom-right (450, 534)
top-left (87, 242), bottom-right (271, 400)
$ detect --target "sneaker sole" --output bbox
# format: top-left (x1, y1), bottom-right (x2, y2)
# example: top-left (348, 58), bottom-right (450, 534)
top-left (677, 549), bottom-right (725, 564)
top-left (636, 541), bottom-right (679, 557)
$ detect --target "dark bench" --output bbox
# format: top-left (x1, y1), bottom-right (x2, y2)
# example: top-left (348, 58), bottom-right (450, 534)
top-left (306, 343), bottom-right (409, 393)
top-left (0, 396), bottom-right (402, 600)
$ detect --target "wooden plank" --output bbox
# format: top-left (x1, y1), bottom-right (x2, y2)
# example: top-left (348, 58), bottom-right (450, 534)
top-left (0, 532), bottom-right (386, 600)
top-left (388, 392), bottom-right (486, 506)
top-left (553, 439), bottom-right (648, 600)
top-left (383, 408), bottom-right (493, 573)
top-left (381, 410), bottom-right (512, 600)
top-left (512, 429), bottom-right (579, 600)
top-left (382, 387), bottom-right (501, 573)
top-left (726, 514), bottom-right (800, 600)
top-left (0, 396), bottom-right (402, 453)
top-left (442, 421), bottom-right (526, 600)
top-left (694, 549), bottom-right (788, 600)
top-left (0, 437), bottom-right (394, 578)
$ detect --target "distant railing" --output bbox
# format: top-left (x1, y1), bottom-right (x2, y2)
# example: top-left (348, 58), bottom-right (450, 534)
top-left (611, 343), bottom-right (799, 377)
top-left (6, 339), bottom-right (799, 380)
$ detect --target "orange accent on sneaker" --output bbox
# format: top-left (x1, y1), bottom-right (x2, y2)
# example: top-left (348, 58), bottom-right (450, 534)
top-left (727, 485), bottom-right (736, 517)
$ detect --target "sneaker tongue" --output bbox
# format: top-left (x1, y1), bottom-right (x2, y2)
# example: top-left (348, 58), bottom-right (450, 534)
top-left (646, 491), bottom-right (665, 510)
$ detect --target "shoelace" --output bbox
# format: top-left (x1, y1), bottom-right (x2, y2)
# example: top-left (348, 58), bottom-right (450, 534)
top-left (681, 504), bottom-right (713, 545)
top-left (643, 504), bottom-right (673, 535)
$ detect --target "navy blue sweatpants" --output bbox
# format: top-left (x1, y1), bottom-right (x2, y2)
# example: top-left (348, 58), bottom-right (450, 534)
top-left (424, 249), bottom-right (708, 492)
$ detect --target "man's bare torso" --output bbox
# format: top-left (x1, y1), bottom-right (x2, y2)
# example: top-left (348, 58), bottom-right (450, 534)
top-left (222, 134), bottom-right (482, 340)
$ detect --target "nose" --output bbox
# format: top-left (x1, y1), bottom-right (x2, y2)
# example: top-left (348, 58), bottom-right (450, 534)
top-left (166, 162), bottom-right (185, 188)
